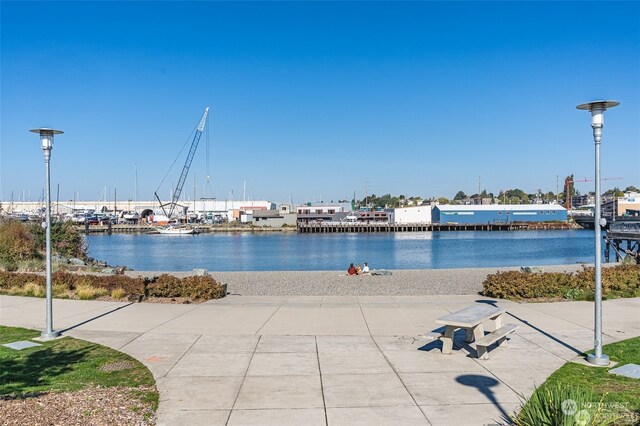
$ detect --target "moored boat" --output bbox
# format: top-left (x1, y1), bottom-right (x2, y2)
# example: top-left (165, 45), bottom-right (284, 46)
top-left (156, 226), bottom-right (197, 235)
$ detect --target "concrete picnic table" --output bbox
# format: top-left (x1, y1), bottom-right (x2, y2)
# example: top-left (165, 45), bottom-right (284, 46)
top-left (435, 304), bottom-right (505, 355)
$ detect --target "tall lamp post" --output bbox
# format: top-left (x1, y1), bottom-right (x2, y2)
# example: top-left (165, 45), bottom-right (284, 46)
top-left (576, 100), bottom-right (619, 366)
top-left (30, 128), bottom-right (64, 339)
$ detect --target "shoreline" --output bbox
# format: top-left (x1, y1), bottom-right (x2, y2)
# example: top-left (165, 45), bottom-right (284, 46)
top-left (125, 263), bottom-right (603, 296)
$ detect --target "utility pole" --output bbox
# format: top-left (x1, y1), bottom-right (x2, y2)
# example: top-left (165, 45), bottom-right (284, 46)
top-left (364, 181), bottom-right (369, 207)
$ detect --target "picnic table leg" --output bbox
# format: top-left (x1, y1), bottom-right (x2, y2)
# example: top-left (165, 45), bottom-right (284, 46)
top-left (472, 324), bottom-right (485, 342)
top-left (441, 326), bottom-right (455, 354)
top-left (493, 314), bottom-right (509, 347)
top-left (465, 328), bottom-right (474, 343)
top-left (494, 314), bottom-right (504, 329)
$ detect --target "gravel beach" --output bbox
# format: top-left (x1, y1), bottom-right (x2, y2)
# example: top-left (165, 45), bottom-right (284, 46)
top-left (126, 264), bottom-right (592, 296)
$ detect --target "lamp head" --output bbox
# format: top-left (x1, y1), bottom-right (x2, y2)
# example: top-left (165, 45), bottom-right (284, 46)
top-left (576, 100), bottom-right (620, 127)
top-left (30, 128), bottom-right (63, 150)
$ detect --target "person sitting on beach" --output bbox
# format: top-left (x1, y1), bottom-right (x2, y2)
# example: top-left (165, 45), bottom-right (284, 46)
top-left (356, 264), bottom-right (362, 275)
top-left (347, 263), bottom-right (357, 275)
top-left (362, 262), bottom-right (370, 274)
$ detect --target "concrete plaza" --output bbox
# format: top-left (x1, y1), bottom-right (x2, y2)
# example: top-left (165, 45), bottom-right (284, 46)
top-left (1, 294), bottom-right (639, 425)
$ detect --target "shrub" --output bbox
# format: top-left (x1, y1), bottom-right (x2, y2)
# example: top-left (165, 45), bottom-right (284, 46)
top-left (515, 383), bottom-right (619, 425)
top-left (111, 288), bottom-right (127, 300)
top-left (52, 283), bottom-right (71, 298)
top-left (147, 274), bottom-right (225, 300)
top-left (16, 259), bottom-right (45, 272)
top-left (482, 270), bottom-right (573, 300)
top-left (31, 220), bottom-right (87, 259)
top-left (0, 220), bottom-right (39, 266)
top-left (0, 271), bottom-right (45, 290)
top-left (0, 271), bottom-right (225, 302)
top-left (76, 284), bottom-right (109, 300)
top-left (22, 282), bottom-right (45, 298)
top-left (483, 265), bottom-right (640, 301)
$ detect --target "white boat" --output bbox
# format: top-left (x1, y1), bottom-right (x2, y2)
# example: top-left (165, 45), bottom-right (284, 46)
top-left (156, 226), bottom-right (197, 235)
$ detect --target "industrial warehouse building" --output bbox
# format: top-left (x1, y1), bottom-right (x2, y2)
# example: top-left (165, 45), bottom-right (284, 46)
top-left (394, 205), bottom-right (432, 224)
top-left (432, 204), bottom-right (568, 224)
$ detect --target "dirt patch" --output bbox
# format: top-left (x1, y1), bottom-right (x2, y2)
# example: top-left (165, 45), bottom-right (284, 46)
top-left (0, 386), bottom-right (156, 425)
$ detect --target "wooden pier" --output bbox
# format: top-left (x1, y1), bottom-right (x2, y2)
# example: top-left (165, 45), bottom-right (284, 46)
top-left (75, 224), bottom-right (295, 234)
top-left (605, 220), bottom-right (640, 264)
top-left (297, 222), bottom-right (576, 233)
top-left (77, 221), bottom-right (578, 235)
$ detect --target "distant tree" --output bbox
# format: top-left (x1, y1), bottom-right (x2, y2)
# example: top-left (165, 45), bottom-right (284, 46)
top-left (607, 187), bottom-right (625, 197)
top-left (453, 191), bottom-right (467, 201)
top-left (624, 186), bottom-right (639, 193)
top-left (437, 197), bottom-right (450, 204)
top-left (505, 189), bottom-right (527, 199)
top-left (546, 191), bottom-right (556, 202)
top-left (480, 189), bottom-right (488, 198)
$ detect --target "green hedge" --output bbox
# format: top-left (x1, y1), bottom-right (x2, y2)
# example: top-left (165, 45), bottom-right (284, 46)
top-left (483, 265), bottom-right (640, 301)
top-left (0, 271), bottom-right (225, 302)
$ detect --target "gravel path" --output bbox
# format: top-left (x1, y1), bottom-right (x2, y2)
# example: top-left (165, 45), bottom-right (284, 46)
top-left (126, 264), bottom-right (591, 296)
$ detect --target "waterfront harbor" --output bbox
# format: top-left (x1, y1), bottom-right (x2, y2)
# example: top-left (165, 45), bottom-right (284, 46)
top-left (297, 221), bottom-right (578, 233)
top-left (75, 221), bottom-right (578, 235)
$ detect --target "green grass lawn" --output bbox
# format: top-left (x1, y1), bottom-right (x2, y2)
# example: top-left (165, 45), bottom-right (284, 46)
top-left (517, 336), bottom-right (640, 425)
top-left (0, 325), bottom-right (158, 410)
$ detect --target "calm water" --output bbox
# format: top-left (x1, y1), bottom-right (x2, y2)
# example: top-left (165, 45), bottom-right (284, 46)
top-left (85, 230), bottom-right (598, 271)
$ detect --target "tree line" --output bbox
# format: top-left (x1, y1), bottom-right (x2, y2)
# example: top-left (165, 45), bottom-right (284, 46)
top-left (350, 181), bottom-right (639, 209)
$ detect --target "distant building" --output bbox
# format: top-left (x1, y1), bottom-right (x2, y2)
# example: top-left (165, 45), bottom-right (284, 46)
top-left (572, 194), bottom-right (595, 208)
top-left (252, 204), bottom-right (297, 227)
top-left (296, 204), bottom-right (344, 223)
top-left (432, 204), bottom-right (567, 224)
top-left (618, 193), bottom-right (640, 216)
top-left (394, 205), bottom-right (432, 224)
top-left (602, 192), bottom-right (640, 218)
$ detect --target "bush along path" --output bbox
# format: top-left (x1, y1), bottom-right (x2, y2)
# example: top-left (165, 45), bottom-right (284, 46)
top-left (0, 271), bottom-right (227, 303)
top-left (0, 325), bottom-right (158, 425)
top-left (483, 264), bottom-right (640, 301)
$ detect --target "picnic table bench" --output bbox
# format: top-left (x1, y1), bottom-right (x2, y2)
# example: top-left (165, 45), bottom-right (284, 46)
top-left (425, 304), bottom-right (519, 360)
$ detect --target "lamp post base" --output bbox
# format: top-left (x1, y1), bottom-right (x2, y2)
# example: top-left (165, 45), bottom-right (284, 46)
top-left (40, 330), bottom-right (61, 340)
top-left (587, 353), bottom-right (610, 366)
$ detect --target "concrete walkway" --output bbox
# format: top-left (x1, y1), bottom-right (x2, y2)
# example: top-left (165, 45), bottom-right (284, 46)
top-left (1, 294), bottom-right (639, 425)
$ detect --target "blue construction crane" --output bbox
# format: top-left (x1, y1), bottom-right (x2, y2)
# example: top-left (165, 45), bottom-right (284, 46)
top-left (155, 107), bottom-right (209, 218)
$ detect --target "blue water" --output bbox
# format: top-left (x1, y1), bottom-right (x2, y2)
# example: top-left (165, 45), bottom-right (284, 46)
top-left (85, 230), bottom-right (598, 271)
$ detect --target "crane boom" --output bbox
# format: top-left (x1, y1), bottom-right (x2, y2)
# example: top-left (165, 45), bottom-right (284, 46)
top-left (155, 107), bottom-right (209, 218)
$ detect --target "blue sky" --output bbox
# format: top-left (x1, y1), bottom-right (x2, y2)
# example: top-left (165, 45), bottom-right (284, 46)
top-left (1, 1), bottom-right (638, 205)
